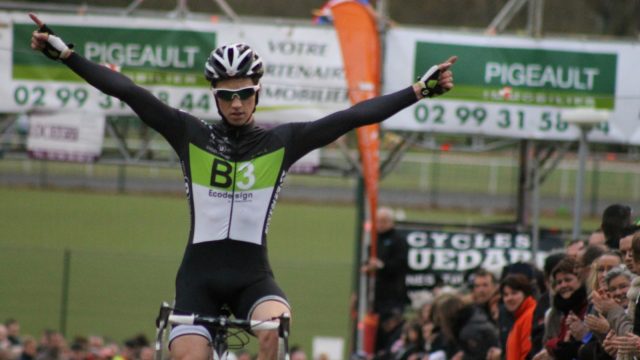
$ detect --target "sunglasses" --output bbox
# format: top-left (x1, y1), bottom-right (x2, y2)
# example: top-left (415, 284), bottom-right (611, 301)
top-left (211, 85), bottom-right (260, 101)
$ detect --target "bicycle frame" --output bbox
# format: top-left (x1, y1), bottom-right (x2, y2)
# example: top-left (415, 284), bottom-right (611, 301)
top-left (154, 302), bottom-right (290, 360)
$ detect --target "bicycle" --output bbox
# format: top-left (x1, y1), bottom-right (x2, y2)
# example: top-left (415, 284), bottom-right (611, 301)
top-left (154, 302), bottom-right (291, 360)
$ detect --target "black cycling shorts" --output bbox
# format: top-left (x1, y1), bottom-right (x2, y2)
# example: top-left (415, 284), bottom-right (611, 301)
top-left (173, 240), bottom-right (289, 320)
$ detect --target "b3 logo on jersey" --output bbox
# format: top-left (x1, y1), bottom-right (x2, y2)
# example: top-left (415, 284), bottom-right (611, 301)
top-left (211, 159), bottom-right (256, 190)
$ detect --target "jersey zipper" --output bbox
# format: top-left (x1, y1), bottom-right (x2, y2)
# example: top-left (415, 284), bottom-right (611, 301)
top-left (226, 130), bottom-right (240, 239)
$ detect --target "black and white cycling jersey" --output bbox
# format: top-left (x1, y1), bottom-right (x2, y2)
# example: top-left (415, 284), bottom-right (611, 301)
top-left (62, 53), bottom-right (419, 317)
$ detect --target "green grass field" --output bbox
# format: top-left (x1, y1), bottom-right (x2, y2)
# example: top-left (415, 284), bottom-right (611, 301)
top-left (0, 187), bottom-right (601, 356)
top-left (0, 187), bottom-right (357, 354)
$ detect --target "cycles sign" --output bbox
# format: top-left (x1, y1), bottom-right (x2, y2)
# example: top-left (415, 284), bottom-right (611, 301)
top-left (394, 226), bottom-right (564, 297)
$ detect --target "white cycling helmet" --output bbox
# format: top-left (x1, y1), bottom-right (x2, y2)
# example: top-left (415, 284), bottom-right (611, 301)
top-left (204, 43), bottom-right (264, 83)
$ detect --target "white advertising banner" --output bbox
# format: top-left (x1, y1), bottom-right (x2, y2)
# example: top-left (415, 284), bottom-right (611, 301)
top-left (27, 112), bottom-right (106, 162)
top-left (383, 28), bottom-right (640, 144)
top-left (2, 12), bottom-right (349, 122)
top-left (4, 12), bottom-right (640, 144)
top-left (218, 24), bottom-right (350, 122)
top-left (2, 12), bottom-right (349, 170)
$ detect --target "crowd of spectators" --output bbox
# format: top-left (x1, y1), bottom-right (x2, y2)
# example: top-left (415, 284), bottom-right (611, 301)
top-left (372, 204), bottom-right (640, 360)
top-left (0, 318), bottom-right (309, 360)
top-left (0, 322), bottom-right (156, 360)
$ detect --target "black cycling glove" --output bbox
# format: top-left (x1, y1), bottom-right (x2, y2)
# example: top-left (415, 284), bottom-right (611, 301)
top-left (37, 23), bottom-right (74, 60)
top-left (416, 65), bottom-right (444, 98)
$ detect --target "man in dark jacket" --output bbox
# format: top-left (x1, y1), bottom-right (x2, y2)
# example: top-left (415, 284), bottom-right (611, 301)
top-left (368, 207), bottom-right (409, 315)
top-left (363, 207), bottom-right (409, 359)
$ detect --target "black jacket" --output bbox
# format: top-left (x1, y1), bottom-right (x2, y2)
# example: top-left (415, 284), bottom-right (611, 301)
top-left (452, 305), bottom-right (499, 360)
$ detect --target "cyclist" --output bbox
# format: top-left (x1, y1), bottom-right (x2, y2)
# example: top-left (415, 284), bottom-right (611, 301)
top-left (29, 13), bottom-right (456, 360)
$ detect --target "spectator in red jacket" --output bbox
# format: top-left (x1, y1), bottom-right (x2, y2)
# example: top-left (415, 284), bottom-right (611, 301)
top-left (487, 274), bottom-right (537, 360)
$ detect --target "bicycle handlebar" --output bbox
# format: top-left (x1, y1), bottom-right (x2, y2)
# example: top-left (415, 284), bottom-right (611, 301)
top-left (166, 314), bottom-right (196, 325)
top-left (167, 313), bottom-right (281, 331)
top-left (155, 302), bottom-right (290, 360)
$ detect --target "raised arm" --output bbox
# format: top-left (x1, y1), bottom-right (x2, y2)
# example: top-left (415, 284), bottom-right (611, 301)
top-left (285, 56), bottom-right (457, 156)
top-left (29, 13), bottom-right (185, 142)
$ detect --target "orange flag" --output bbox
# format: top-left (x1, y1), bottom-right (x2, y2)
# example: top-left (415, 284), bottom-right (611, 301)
top-left (331, 2), bottom-right (381, 354)
top-left (330, 0), bottom-right (381, 257)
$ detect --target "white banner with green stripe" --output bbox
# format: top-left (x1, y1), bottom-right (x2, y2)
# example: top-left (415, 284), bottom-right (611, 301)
top-left (1, 12), bottom-right (350, 122)
top-left (383, 29), bottom-right (640, 144)
top-left (4, 12), bottom-right (640, 144)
